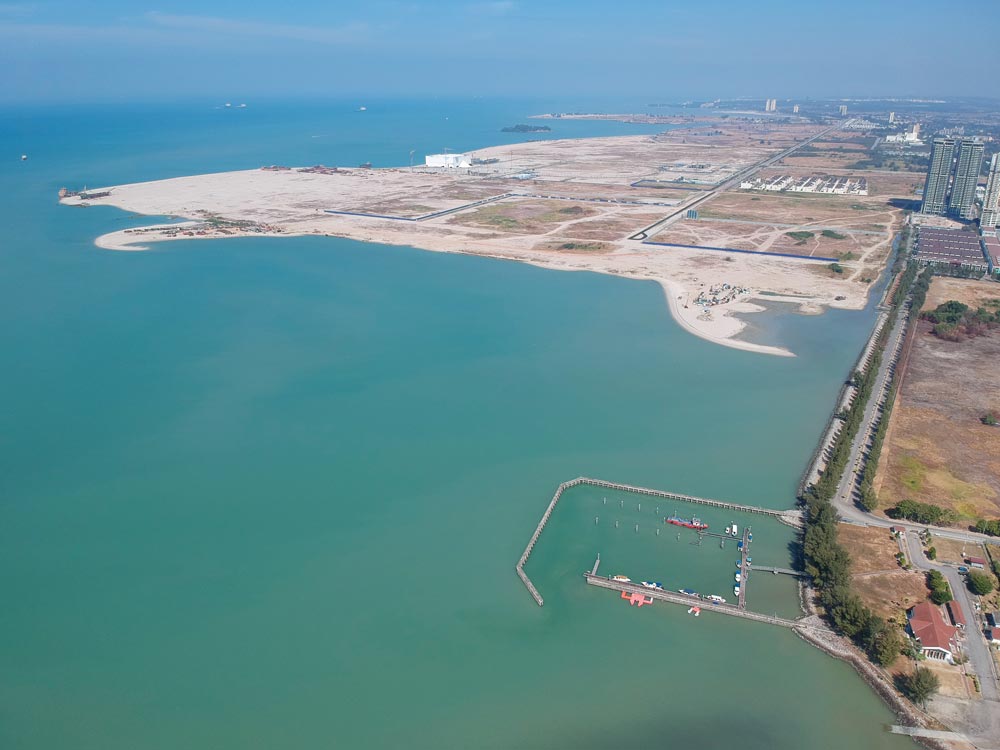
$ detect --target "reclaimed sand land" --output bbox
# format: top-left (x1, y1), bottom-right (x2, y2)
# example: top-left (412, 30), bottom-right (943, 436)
top-left (876, 278), bottom-right (1000, 520)
top-left (61, 125), bottom-right (905, 357)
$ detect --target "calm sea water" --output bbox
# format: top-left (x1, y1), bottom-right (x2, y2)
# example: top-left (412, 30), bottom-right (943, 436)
top-left (0, 99), bottom-right (914, 749)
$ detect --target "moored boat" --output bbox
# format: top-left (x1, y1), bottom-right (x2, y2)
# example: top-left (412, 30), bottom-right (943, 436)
top-left (611, 575), bottom-right (631, 583)
top-left (640, 581), bottom-right (663, 590)
top-left (666, 514), bottom-right (708, 531)
top-left (734, 585), bottom-right (741, 596)
top-left (705, 594), bottom-right (726, 604)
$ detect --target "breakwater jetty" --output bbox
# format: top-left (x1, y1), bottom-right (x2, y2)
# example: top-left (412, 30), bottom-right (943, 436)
top-left (584, 572), bottom-right (802, 628)
top-left (515, 476), bottom-right (803, 606)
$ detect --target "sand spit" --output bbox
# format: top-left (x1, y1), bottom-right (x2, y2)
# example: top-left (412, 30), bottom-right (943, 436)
top-left (62, 129), bottom-right (890, 356)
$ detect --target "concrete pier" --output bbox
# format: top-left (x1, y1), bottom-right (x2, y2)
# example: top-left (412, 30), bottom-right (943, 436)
top-left (584, 573), bottom-right (802, 628)
top-left (516, 476), bottom-right (801, 606)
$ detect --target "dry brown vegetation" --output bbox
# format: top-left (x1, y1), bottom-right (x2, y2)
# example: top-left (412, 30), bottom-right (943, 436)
top-left (447, 199), bottom-right (597, 233)
top-left (876, 279), bottom-right (1000, 520)
top-left (839, 525), bottom-right (928, 623)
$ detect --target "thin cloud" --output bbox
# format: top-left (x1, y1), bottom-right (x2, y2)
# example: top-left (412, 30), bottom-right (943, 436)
top-left (0, 3), bottom-right (35, 16)
top-left (145, 11), bottom-right (368, 45)
top-left (467, 1), bottom-right (516, 15)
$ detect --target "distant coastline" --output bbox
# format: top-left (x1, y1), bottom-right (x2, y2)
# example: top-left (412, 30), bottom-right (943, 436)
top-left (501, 124), bottom-right (551, 133)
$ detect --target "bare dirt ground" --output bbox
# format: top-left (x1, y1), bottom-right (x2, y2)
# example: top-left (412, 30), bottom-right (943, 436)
top-left (924, 277), bottom-right (1000, 310)
top-left (839, 524), bottom-right (928, 623)
top-left (876, 279), bottom-right (1000, 521)
top-left (696, 191), bottom-right (900, 230)
top-left (61, 125), bottom-right (898, 357)
top-left (930, 536), bottom-right (989, 566)
top-left (651, 217), bottom-right (884, 259)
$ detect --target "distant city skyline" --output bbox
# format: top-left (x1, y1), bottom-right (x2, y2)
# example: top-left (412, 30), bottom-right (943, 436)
top-left (1, 0), bottom-right (999, 102)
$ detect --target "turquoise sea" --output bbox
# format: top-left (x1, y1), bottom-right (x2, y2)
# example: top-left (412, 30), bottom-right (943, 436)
top-left (0, 99), bottom-right (915, 748)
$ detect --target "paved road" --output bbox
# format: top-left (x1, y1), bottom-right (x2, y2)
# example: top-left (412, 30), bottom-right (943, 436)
top-left (830, 292), bottom-right (1000, 546)
top-left (904, 531), bottom-right (1000, 702)
top-left (628, 124), bottom-right (842, 241)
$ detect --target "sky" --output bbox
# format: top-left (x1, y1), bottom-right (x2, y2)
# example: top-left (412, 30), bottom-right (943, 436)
top-left (1, 0), bottom-right (997, 103)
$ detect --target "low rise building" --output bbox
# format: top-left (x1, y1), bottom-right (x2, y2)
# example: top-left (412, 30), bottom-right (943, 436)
top-left (946, 600), bottom-right (966, 630)
top-left (907, 602), bottom-right (958, 662)
top-left (425, 153), bottom-right (471, 169)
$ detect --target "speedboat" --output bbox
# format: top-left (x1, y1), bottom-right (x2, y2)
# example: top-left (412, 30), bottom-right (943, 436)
top-left (734, 585), bottom-right (741, 596)
top-left (706, 594), bottom-right (726, 604)
top-left (611, 575), bottom-right (631, 583)
top-left (640, 581), bottom-right (663, 590)
top-left (735, 573), bottom-right (742, 583)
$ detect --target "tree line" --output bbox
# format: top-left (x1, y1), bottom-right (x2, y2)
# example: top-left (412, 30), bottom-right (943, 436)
top-left (798, 258), bottom-right (928, 668)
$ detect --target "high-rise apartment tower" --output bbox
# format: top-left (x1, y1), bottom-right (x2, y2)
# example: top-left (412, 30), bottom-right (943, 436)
top-left (948, 139), bottom-right (985, 220)
top-left (981, 153), bottom-right (1000, 230)
top-left (921, 137), bottom-right (956, 216)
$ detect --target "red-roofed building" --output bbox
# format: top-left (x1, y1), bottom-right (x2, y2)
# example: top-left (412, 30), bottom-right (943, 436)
top-left (988, 628), bottom-right (1000, 647)
top-left (967, 556), bottom-right (987, 569)
top-left (908, 602), bottom-right (958, 662)
top-left (946, 601), bottom-right (966, 629)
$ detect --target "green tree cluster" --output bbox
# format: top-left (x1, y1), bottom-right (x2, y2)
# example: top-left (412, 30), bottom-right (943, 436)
top-left (887, 499), bottom-right (957, 526)
top-left (926, 570), bottom-right (952, 604)
top-left (967, 570), bottom-right (995, 596)
top-left (974, 518), bottom-right (1000, 536)
top-left (899, 666), bottom-right (940, 707)
top-left (921, 299), bottom-right (1000, 341)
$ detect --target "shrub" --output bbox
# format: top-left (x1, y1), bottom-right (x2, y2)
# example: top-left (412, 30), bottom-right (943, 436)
top-left (973, 518), bottom-right (1000, 537)
top-left (926, 570), bottom-right (952, 604)
top-left (967, 570), bottom-right (995, 596)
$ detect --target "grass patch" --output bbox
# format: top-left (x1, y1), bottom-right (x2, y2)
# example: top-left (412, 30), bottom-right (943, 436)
top-left (829, 263), bottom-right (845, 274)
top-left (900, 455), bottom-right (926, 493)
top-left (839, 251), bottom-right (859, 261)
top-left (558, 241), bottom-right (605, 251)
top-left (822, 229), bottom-right (848, 240)
top-left (786, 230), bottom-right (815, 245)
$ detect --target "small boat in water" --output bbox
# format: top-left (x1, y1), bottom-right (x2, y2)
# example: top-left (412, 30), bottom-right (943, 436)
top-left (748, 532), bottom-right (753, 542)
top-left (705, 594), bottom-right (726, 604)
top-left (611, 575), bottom-right (631, 583)
top-left (734, 585), bottom-right (741, 596)
top-left (735, 573), bottom-right (742, 583)
top-left (731, 524), bottom-right (739, 537)
top-left (736, 560), bottom-right (742, 568)
top-left (640, 581), bottom-right (663, 590)
top-left (666, 514), bottom-right (708, 531)
top-left (679, 588), bottom-right (698, 597)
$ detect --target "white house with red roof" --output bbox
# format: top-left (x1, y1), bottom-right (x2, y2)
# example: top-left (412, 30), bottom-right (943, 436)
top-left (907, 602), bottom-right (958, 663)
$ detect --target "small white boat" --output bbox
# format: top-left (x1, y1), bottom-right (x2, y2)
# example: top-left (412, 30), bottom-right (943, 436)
top-left (732, 524), bottom-right (739, 537)
top-left (611, 575), bottom-right (631, 583)
top-left (735, 573), bottom-right (742, 583)
top-left (21, 154), bottom-right (27, 161)
top-left (640, 581), bottom-right (663, 590)
top-left (358, 105), bottom-right (367, 112)
top-left (725, 524), bottom-right (733, 535)
top-left (734, 585), bottom-right (741, 596)
top-left (706, 594), bottom-right (726, 604)
top-left (224, 102), bottom-right (232, 108)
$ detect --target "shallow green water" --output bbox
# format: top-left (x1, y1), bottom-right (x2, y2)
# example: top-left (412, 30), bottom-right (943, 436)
top-left (0, 100), bottom-right (915, 749)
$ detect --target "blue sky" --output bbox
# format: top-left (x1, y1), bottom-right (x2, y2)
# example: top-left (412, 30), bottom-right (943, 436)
top-left (1, 0), bottom-right (996, 102)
